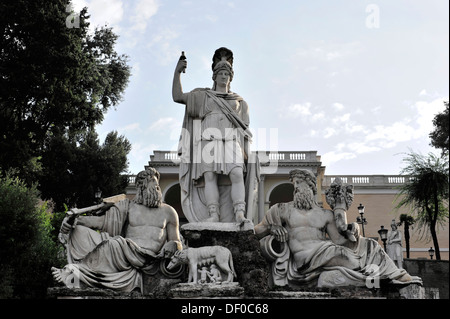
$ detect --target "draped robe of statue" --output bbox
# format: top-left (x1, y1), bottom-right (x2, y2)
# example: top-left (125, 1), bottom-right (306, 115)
top-left (64, 200), bottom-right (170, 292)
top-left (259, 203), bottom-right (422, 288)
top-left (178, 88), bottom-right (259, 223)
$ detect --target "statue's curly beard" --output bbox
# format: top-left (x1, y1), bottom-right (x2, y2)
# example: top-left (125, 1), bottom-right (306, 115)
top-left (135, 184), bottom-right (162, 208)
top-left (293, 185), bottom-right (317, 210)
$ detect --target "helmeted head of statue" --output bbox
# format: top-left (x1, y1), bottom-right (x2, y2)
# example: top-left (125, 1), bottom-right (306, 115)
top-left (211, 47), bottom-right (234, 90)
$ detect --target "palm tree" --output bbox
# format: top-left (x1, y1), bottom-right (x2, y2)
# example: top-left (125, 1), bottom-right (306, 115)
top-left (395, 150), bottom-right (449, 260)
top-left (397, 214), bottom-right (414, 258)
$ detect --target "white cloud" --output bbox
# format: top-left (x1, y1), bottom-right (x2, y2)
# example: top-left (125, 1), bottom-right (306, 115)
top-left (321, 151), bottom-right (357, 166)
top-left (361, 98), bottom-right (447, 149)
top-left (344, 123), bottom-right (365, 134)
top-left (293, 41), bottom-right (363, 62)
top-left (119, 122), bottom-right (141, 133)
top-left (288, 103), bottom-right (311, 116)
top-left (317, 98), bottom-right (447, 170)
top-left (312, 112), bottom-right (325, 121)
top-left (332, 113), bottom-right (351, 124)
top-left (281, 102), bottom-right (326, 122)
top-left (332, 103), bottom-right (344, 111)
top-left (365, 121), bottom-right (417, 144)
top-left (146, 26), bottom-right (181, 65)
top-left (148, 117), bottom-right (182, 139)
top-left (346, 142), bottom-right (381, 154)
top-left (130, 142), bottom-right (158, 163)
top-left (323, 127), bottom-right (336, 139)
top-left (414, 98), bottom-right (448, 134)
top-left (130, 0), bottom-right (159, 32)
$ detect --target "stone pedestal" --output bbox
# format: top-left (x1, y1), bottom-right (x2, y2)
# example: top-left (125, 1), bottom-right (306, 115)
top-left (398, 284), bottom-right (426, 299)
top-left (180, 222), bottom-right (270, 297)
top-left (170, 282), bottom-right (244, 299)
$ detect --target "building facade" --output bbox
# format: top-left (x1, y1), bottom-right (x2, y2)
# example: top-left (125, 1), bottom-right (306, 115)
top-left (125, 150), bottom-right (449, 260)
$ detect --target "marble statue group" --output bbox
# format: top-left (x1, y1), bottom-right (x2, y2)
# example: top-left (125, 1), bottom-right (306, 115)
top-left (52, 47), bottom-right (422, 294)
top-left (255, 169), bottom-right (421, 288)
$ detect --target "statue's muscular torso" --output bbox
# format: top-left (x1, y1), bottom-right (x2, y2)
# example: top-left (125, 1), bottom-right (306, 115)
top-left (125, 202), bottom-right (178, 253)
top-left (283, 205), bottom-right (334, 267)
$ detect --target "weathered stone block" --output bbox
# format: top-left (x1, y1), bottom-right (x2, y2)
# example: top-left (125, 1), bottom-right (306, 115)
top-left (180, 223), bottom-right (270, 297)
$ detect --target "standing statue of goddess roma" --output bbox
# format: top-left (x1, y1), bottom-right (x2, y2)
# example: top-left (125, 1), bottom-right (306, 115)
top-left (172, 47), bottom-right (259, 226)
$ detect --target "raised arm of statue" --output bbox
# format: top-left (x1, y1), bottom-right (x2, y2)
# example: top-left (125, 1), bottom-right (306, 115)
top-left (172, 56), bottom-right (188, 104)
top-left (325, 178), bottom-right (358, 242)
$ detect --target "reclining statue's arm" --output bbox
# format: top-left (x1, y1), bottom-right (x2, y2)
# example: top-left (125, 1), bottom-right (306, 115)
top-left (325, 179), bottom-right (358, 242)
top-left (255, 204), bottom-right (288, 242)
top-left (76, 215), bottom-right (105, 230)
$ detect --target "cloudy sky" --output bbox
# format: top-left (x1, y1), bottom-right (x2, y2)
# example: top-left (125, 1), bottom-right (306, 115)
top-left (71, 0), bottom-right (448, 175)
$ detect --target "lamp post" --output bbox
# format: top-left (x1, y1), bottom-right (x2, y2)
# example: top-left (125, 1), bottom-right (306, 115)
top-left (356, 203), bottom-right (367, 237)
top-left (428, 247), bottom-right (435, 260)
top-left (378, 225), bottom-right (388, 251)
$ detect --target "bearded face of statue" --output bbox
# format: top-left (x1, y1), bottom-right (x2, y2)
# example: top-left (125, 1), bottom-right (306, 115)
top-left (134, 170), bottom-right (162, 208)
top-left (292, 177), bottom-right (318, 211)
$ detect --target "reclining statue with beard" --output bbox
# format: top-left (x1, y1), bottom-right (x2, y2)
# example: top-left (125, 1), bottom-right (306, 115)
top-left (255, 169), bottom-right (422, 288)
top-left (51, 167), bottom-right (183, 292)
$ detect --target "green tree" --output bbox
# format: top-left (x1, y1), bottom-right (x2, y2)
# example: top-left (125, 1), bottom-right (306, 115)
top-left (40, 129), bottom-right (131, 212)
top-left (0, 172), bottom-right (62, 298)
top-left (395, 151), bottom-right (449, 260)
top-left (0, 0), bottom-right (130, 184)
top-left (429, 101), bottom-right (449, 156)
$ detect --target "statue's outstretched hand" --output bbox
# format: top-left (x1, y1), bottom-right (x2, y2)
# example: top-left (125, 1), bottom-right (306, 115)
top-left (175, 59), bottom-right (187, 74)
top-left (271, 225), bottom-right (288, 243)
top-left (345, 222), bottom-right (360, 245)
top-left (157, 241), bottom-right (179, 258)
top-left (60, 215), bottom-right (76, 234)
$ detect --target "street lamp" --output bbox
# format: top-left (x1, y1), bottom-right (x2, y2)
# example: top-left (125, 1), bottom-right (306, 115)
top-left (428, 247), bottom-right (435, 260)
top-left (356, 203), bottom-right (367, 237)
top-left (378, 225), bottom-right (388, 251)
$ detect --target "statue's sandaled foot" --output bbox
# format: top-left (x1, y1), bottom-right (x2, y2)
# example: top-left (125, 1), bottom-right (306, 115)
top-left (51, 265), bottom-right (80, 287)
top-left (204, 212), bottom-right (220, 222)
top-left (235, 211), bottom-right (250, 224)
top-left (205, 204), bottom-right (220, 222)
top-left (391, 273), bottom-right (423, 285)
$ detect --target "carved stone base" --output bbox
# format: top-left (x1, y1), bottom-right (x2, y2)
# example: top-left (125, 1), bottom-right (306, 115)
top-left (317, 270), bottom-right (366, 288)
top-left (170, 282), bottom-right (244, 298)
top-left (398, 284), bottom-right (426, 299)
top-left (181, 221), bottom-right (255, 232)
top-left (47, 286), bottom-right (151, 299)
top-left (180, 223), bottom-right (270, 297)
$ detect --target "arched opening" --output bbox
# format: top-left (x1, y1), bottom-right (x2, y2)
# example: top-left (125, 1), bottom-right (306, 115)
top-left (164, 183), bottom-right (187, 224)
top-left (268, 183), bottom-right (294, 208)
